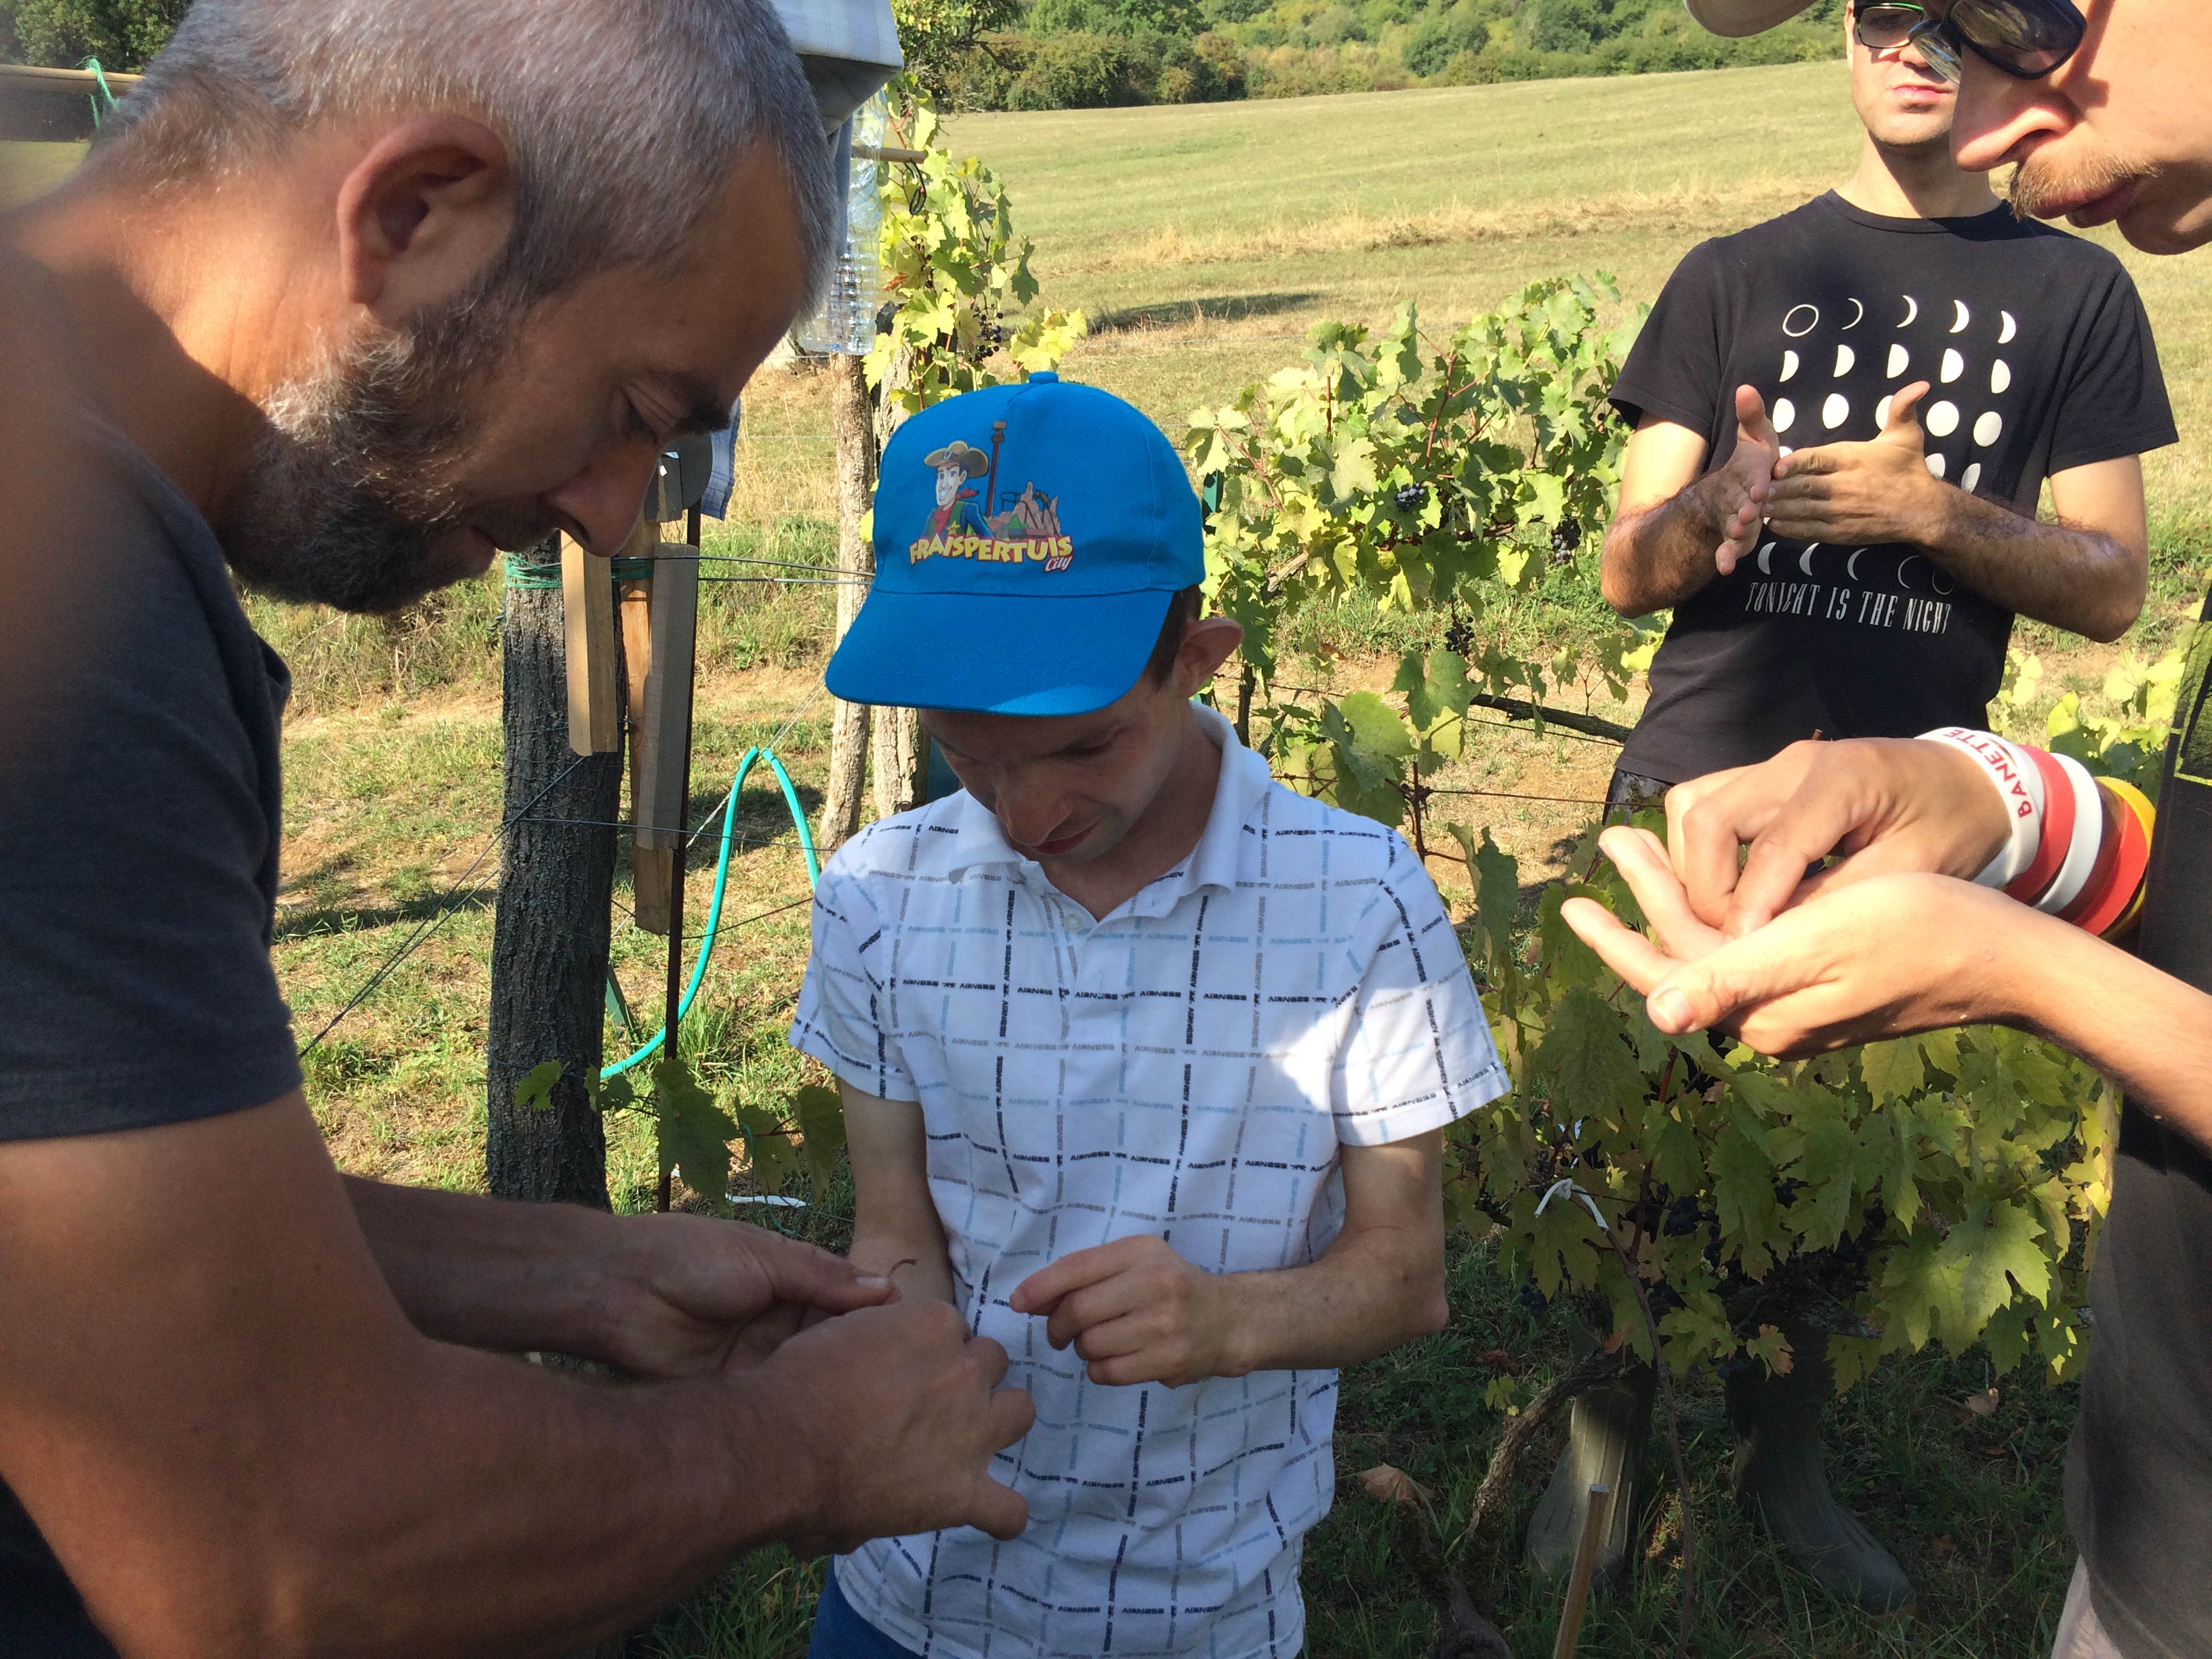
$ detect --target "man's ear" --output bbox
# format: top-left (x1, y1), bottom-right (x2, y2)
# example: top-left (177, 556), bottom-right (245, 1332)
top-left (336, 113), bottom-right (515, 321)
top-left (1172, 614), bottom-right (1245, 699)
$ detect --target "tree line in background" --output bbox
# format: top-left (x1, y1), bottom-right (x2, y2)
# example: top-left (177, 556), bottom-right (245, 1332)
top-left (899, 0), bottom-right (1844, 110)
top-left (3, 0), bottom-right (1844, 109)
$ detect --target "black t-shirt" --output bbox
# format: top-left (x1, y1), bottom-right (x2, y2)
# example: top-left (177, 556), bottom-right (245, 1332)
top-left (0, 264), bottom-right (300, 1653)
top-left (2066, 596), bottom-right (2212, 1659)
top-left (1610, 192), bottom-right (2176, 785)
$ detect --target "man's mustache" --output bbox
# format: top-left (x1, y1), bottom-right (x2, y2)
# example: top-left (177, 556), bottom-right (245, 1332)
top-left (2009, 149), bottom-right (2160, 220)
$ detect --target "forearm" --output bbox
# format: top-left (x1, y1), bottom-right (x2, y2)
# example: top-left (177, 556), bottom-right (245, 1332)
top-left (1998, 909), bottom-right (2212, 1154)
top-left (233, 1347), bottom-right (801, 1657)
top-left (2, 1109), bottom-right (820, 1659)
top-left (1218, 1222), bottom-right (1449, 1374)
top-left (850, 1221), bottom-right (958, 1305)
top-left (1602, 483), bottom-right (1725, 616)
top-left (344, 1176), bottom-right (629, 1361)
top-left (1919, 493), bottom-right (2145, 641)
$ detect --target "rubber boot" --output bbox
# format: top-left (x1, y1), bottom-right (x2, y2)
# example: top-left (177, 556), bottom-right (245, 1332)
top-left (1725, 1326), bottom-right (1917, 1615)
top-left (1525, 1363), bottom-right (1654, 1591)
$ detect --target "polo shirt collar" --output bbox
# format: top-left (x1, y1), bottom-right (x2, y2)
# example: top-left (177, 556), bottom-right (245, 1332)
top-left (943, 703), bottom-right (1269, 904)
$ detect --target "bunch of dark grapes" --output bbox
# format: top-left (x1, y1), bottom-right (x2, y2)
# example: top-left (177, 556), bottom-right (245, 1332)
top-left (1393, 482), bottom-right (1429, 514)
top-left (1550, 517), bottom-right (1582, 564)
top-left (1443, 611), bottom-right (1475, 658)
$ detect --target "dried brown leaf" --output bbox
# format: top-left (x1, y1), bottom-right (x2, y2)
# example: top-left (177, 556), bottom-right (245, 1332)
top-left (1356, 1463), bottom-right (1433, 1509)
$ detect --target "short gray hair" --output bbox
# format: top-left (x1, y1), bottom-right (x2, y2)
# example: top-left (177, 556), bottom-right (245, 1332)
top-left (94, 0), bottom-right (838, 309)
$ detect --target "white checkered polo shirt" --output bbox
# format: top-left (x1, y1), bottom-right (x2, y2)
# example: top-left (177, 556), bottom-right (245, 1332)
top-left (790, 708), bottom-right (1506, 1659)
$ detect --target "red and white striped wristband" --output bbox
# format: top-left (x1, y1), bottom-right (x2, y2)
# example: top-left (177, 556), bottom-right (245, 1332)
top-left (1918, 726), bottom-right (2043, 888)
top-left (1914, 728), bottom-right (2153, 935)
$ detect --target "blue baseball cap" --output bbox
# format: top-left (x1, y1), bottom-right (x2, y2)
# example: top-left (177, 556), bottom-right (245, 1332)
top-left (825, 373), bottom-right (1204, 716)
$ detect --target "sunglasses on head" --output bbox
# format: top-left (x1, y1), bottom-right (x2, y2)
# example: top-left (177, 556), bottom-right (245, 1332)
top-left (1851, 0), bottom-right (2086, 84)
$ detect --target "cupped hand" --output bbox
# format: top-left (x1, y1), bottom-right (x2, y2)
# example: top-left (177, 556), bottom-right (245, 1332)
top-left (1765, 380), bottom-right (1947, 546)
top-left (1704, 384), bottom-right (1782, 575)
top-left (768, 1299), bottom-right (1034, 1555)
top-left (1562, 842), bottom-right (2029, 1058)
top-left (593, 1213), bottom-right (896, 1380)
top-left (1662, 737), bottom-right (2011, 937)
top-left (1010, 1235), bottom-right (1242, 1389)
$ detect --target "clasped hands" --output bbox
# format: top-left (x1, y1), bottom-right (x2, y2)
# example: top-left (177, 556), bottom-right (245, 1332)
top-left (1704, 380), bottom-right (1952, 573)
top-left (1561, 737), bottom-right (2043, 1059)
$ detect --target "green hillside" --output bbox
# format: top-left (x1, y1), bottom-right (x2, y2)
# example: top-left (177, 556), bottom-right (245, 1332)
top-left (927, 0), bottom-right (1845, 108)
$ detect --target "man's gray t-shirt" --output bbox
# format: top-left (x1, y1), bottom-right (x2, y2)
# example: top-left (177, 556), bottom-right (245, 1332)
top-left (0, 386), bottom-right (300, 1647)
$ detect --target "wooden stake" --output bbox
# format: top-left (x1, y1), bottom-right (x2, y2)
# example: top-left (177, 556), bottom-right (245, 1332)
top-left (1553, 1483), bottom-right (1611, 1659)
top-left (559, 533), bottom-right (620, 756)
top-left (819, 350), bottom-right (876, 851)
top-left (635, 542), bottom-right (698, 856)
top-left (612, 512), bottom-right (668, 934)
top-left (653, 509), bottom-right (704, 1214)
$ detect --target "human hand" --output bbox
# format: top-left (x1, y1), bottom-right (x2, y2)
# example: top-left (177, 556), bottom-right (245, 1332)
top-left (1765, 381), bottom-right (1947, 546)
top-left (763, 1300), bottom-right (1034, 1554)
top-left (590, 1212), bottom-right (896, 1380)
top-left (1698, 384), bottom-right (1782, 575)
top-left (1663, 737), bottom-right (2011, 938)
top-left (1009, 1235), bottom-right (1243, 1389)
top-left (1561, 836), bottom-right (2030, 1057)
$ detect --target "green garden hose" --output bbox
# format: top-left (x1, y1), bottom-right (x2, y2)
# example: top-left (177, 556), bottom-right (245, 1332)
top-left (602, 745), bottom-right (821, 1080)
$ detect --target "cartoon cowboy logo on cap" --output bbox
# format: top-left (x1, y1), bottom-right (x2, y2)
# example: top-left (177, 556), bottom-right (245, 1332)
top-left (924, 440), bottom-right (991, 539)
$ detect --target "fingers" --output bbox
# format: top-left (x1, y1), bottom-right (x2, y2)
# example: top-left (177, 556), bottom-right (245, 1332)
top-left (1734, 383), bottom-right (1779, 455)
top-left (735, 1226), bottom-right (897, 1315)
top-left (1592, 827), bottom-right (1725, 962)
top-left (1559, 897), bottom-right (1687, 997)
top-left (1008, 1237), bottom-right (1147, 1317)
top-left (1664, 743), bottom-right (1822, 927)
top-left (1880, 380), bottom-right (1931, 442)
top-left (1720, 742), bottom-right (1916, 937)
top-left (964, 1467), bottom-right (1031, 1542)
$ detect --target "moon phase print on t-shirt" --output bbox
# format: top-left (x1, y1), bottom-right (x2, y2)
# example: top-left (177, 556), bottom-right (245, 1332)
top-left (1742, 290), bottom-right (2020, 639)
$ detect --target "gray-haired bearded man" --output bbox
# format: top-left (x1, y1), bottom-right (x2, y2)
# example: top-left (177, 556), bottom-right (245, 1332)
top-left (0, 4), bottom-right (1031, 1655)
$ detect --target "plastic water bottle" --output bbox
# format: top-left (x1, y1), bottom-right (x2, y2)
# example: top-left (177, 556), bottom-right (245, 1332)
top-left (795, 92), bottom-right (885, 356)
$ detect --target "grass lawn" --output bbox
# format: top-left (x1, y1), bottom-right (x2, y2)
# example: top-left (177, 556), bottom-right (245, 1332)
top-left (8, 58), bottom-right (2195, 1657)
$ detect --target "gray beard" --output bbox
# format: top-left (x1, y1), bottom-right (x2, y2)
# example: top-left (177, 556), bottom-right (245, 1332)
top-left (225, 295), bottom-right (521, 615)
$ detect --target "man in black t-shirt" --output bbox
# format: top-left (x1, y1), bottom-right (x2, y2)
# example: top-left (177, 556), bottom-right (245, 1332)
top-left (1538, 3), bottom-right (2171, 1616)
top-left (1573, 4), bottom-right (2212, 1658)
top-left (1601, 3), bottom-right (2173, 802)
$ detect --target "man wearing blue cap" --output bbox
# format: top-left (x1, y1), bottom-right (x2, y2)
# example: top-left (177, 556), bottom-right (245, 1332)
top-left (790, 373), bottom-right (1509, 1659)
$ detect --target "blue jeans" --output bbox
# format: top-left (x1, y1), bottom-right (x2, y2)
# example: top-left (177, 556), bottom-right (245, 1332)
top-left (807, 1562), bottom-right (923, 1659)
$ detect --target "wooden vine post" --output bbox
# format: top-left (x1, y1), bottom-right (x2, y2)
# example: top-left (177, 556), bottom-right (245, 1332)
top-left (818, 352), bottom-right (876, 851)
top-left (485, 535), bottom-right (625, 1208)
top-left (868, 342), bottom-right (932, 817)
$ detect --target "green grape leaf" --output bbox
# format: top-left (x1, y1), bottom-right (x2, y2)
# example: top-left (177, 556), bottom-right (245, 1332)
top-left (1644, 1099), bottom-right (1702, 1195)
top-left (1318, 692), bottom-right (1413, 827)
top-left (513, 1059), bottom-right (562, 1113)
top-left (1535, 884), bottom-right (1606, 992)
top-left (1532, 986), bottom-right (1646, 1132)
top-left (793, 1084), bottom-right (849, 1197)
top-left (1828, 1332), bottom-right (1884, 1395)
top-left (1881, 1228), bottom-right (1966, 1351)
top-left (1787, 1113), bottom-right (1860, 1252)
top-left (1943, 1199), bottom-right (2051, 1335)
top-left (653, 1051), bottom-right (737, 1208)
top-left (1711, 1123), bottom-right (1782, 1277)
top-left (1858, 1038), bottom-right (1924, 1106)
top-left (1519, 1184), bottom-right (1602, 1298)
